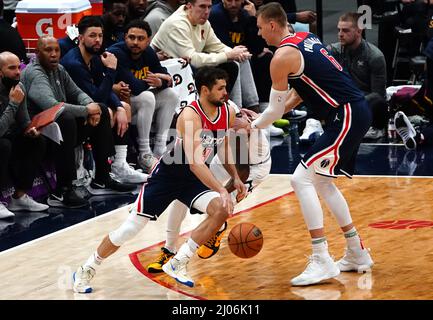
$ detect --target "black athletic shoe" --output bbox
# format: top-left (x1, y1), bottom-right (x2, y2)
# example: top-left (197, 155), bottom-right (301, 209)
top-left (87, 176), bottom-right (136, 195)
top-left (48, 187), bottom-right (89, 208)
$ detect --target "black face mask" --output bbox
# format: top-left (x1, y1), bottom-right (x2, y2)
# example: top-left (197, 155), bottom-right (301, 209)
top-left (2, 77), bottom-right (20, 91)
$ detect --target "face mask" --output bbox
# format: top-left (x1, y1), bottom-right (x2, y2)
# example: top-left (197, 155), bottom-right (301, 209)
top-left (2, 77), bottom-right (20, 91)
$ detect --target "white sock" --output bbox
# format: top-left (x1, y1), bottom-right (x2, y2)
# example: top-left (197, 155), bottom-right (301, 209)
top-left (344, 227), bottom-right (363, 250)
top-left (164, 201), bottom-right (188, 253)
top-left (311, 237), bottom-right (329, 255)
top-left (153, 134), bottom-right (167, 157)
top-left (83, 251), bottom-right (104, 270)
top-left (113, 145), bottom-right (128, 166)
top-left (137, 138), bottom-right (151, 155)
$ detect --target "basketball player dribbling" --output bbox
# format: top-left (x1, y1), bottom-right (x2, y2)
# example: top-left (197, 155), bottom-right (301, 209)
top-left (145, 103), bottom-right (272, 273)
top-left (249, 2), bottom-right (374, 286)
top-left (72, 66), bottom-right (246, 292)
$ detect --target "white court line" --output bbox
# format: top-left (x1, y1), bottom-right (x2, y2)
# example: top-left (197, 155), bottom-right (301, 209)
top-left (0, 205), bottom-right (127, 257)
top-left (361, 143), bottom-right (405, 146)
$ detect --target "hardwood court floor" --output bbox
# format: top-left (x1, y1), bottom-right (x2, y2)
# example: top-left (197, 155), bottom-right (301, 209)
top-left (1, 175), bottom-right (432, 300)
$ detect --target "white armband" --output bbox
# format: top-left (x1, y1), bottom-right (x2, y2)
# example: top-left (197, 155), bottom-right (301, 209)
top-left (251, 88), bottom-right (288, 129)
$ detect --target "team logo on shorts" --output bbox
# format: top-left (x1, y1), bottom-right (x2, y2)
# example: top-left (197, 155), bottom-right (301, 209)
top-left (320, 159), bottom-right (330, 168)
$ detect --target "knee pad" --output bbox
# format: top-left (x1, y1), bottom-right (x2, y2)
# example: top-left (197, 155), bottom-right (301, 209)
top-left (109, 211), bottom-right (149, 246)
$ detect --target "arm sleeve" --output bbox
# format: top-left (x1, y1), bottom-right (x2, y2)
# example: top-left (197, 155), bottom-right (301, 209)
top-left (251, 88), bottom-right (288, 129)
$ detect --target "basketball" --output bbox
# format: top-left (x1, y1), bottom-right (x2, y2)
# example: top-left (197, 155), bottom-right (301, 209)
top-left (227, 223), bottom-right (263, 258)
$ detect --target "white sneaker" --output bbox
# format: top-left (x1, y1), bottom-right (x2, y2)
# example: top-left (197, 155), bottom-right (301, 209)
top-left (0, 203), bottom-right (15, 219)
top-left (394, 111), bottom-right (417, 150)
top-left (268, 125), bottom-right (285, 137)
top-left (162, 256), bottom-right (194, 287)
top-left (300, 118), bottom-right (324, 143)
top-left (138, 153), bottom-right (159, 174)
top-left (73, 266), bottom-right (96, 293)
top-left (287, 109), bottom-right (307, 120)
top-left (291, 254), bottom-right (340, 286)
top-left (111, 161), bottom-right (148, 184)
top-left (7, 194), bottom-right (49, 212)
top-left (337, 247), bottom-right (374, 273)
top-left (364, 127), bottom-right (385, 139)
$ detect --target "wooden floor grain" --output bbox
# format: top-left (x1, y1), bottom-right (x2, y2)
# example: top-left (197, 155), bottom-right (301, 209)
top-left (1, 175), bottom-right (432, 300)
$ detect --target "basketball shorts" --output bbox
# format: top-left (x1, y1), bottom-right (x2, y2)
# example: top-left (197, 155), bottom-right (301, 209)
top-left (301, 100), bottom-right (371, 178)
top-left (133, 174), bottom-right (219, 220)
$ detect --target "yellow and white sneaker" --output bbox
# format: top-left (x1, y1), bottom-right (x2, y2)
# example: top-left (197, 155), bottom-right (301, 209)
top-left (146, 247), bottom-right (175, 273)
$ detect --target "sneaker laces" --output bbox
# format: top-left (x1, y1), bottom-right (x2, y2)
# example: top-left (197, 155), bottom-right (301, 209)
top-left (204, 232), bottom-right (220, 248)
top-left (301, 255), bottom-right (321, 274)
top-left (157, 248), bottom-right (173, 264)
top-left (203, 222), bottom-right (227, 248)
top-left (176, 258), bottom-right (190, 277)
top-left (79, 267), bottom-right (95, 282)
top-left (396, 124), bottom-right (413, 142)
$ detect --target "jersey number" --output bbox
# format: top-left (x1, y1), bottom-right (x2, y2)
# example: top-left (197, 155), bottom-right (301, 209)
top-left (320, 48), bottom-right (343, 71)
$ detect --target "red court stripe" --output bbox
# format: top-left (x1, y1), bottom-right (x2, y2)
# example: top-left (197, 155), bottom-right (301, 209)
top-left (129, 191), bottom-right (294, 300)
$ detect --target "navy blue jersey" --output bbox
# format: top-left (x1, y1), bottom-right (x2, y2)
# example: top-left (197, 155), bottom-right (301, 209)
top-left (151, 100), bottom-right (230, 182)
top-left (280, 32), bottom-right (365, 120)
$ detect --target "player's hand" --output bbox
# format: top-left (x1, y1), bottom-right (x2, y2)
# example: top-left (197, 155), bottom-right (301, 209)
top-left (113, 81), bottom-right (131, 101)
top-left (101, 51), bottom-right (117, 70)
top-left (233, 112), bottom-right (250, 133)
top-left (156, 50), bottom-right (171, 61)
top-left (241, 108), bottom-right (259, 121)
top-left (144, 72), bottom-right (163, 88)
top-left (233, 177), bottom-right (247, 203)
top-left (243, 0), bottom-right (256, 17)
top-left (25, 126), bottom-right (41, 137)
top-left (227, 46), bottom-right (251, 62)
top-left (296, 11), bottom-right (317, 23)
top-left (9, 85), bottom-right (24, 105)
top-left (219, 188), bottom-right (234, 216)
top-left (114, 107), bottom-right (128, 137)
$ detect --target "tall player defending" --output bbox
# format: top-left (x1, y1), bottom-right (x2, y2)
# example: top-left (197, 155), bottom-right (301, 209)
top-left (250, 2), bottom-right (373, 286)
top-left (73, 67), bottom-right (246, 292)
